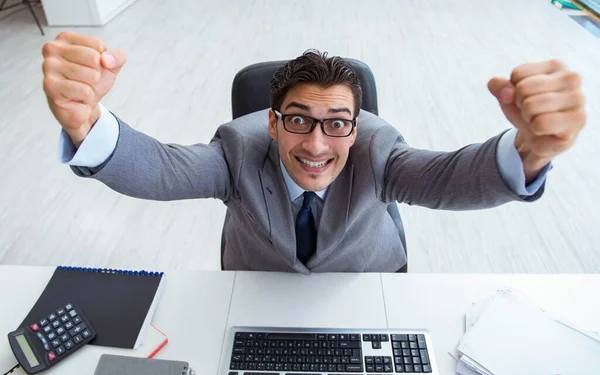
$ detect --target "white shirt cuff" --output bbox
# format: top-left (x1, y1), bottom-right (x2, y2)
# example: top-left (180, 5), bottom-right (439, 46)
top-left (57, 103), bottom-right (119, 167)
top-left (496, 128), bottom-right (550, 196)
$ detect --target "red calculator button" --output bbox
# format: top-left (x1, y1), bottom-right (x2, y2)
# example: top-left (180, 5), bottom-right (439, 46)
top-left (48, 351), bottom-right (56, 361)
top-left (30, 323), bottom-right (40, 332)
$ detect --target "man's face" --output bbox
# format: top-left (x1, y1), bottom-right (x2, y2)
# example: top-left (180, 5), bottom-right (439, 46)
top-left (268, 83), bottom-right (358, 192)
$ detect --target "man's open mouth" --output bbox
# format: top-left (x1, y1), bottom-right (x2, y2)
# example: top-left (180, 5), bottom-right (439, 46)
top-left (296, 157), bottom-right (333, 168)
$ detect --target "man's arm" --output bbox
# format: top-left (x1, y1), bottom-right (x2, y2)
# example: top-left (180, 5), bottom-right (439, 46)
top-left (70, 114), bottom-right (233, 202)
top-left (377, 126), bottom-right (543, 210)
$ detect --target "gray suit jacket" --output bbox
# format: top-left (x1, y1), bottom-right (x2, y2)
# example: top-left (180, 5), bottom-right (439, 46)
top-left (72, 109), bottom-right (543, 273)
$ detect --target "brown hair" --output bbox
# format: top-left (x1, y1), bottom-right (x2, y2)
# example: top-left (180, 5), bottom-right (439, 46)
top-left (270, 49), bottom-right (363, 117)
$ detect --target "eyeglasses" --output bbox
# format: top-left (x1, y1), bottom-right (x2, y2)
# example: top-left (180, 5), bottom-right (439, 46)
top-left (274, 110), bottom-right (356, 138)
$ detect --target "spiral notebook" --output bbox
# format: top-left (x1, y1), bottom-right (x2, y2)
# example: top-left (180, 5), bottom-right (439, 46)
top-left (20, 266), bottom-right (165, 349)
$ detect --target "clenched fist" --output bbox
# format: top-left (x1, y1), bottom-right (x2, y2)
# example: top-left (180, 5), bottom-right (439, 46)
top-left (488, 60), bottom-right (586, 183)
top-left (42, 32), bottom-right (127, 147)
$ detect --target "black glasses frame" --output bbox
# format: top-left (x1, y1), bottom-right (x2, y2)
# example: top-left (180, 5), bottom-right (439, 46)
top-left (273, 110), bottom-right (356, 138)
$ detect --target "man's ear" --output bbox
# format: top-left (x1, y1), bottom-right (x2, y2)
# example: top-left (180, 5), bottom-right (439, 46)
top-left (268, 109), bottom-right (278, 140)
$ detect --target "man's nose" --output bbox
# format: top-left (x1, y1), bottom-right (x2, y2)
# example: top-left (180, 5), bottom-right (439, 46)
top-left (302, 123), bottom-right (330, 156)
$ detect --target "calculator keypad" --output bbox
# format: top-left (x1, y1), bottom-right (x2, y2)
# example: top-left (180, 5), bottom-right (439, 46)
top-left (28, 303), bottom-right (94, 362)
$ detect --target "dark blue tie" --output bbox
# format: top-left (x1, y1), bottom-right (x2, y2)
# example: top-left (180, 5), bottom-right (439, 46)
top-left (296, 191), bottom-right (317, 264)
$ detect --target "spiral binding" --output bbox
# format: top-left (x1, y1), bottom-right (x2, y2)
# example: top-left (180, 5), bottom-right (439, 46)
top-left (56, 266), bottom-right (164, 277)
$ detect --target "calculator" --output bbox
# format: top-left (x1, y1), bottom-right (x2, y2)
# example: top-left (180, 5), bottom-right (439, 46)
top-left (7, 302), bottom-right (96, 374)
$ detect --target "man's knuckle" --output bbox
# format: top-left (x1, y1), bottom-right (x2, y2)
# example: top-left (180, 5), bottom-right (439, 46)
top-left (550, 59), bottom-right (566, 71)
top-left (511, 67), bottom-right (525, 82)
top-left (56, 31), bottom-right (71, 41)
top-left (42, 42), bottom-right (59, 57)
top-left (530, 116), bottom-right (548, 135)
top-left (564, 71), bottom-right (581, 87)
top-left (522, 96), bottom-right (536, 114)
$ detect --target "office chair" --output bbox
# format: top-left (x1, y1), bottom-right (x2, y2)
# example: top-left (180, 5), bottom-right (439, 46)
top-left (223, 59), bottom-right (407, 271)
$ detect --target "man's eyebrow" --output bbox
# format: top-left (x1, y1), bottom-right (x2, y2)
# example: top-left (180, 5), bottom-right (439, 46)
top-left (284, 101), bottom-right (310, 111)
top-left (284, 101), bottom-right (352, 116)
top-left (328, 107), bottom-right (352, 116)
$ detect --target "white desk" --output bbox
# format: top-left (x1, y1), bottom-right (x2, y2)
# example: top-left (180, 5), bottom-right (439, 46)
top-left (1, 266), bottom-right (599, 375)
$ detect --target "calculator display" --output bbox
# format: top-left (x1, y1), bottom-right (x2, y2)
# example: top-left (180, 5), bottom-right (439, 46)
top-left (15, 334), bottom-right (40, 368)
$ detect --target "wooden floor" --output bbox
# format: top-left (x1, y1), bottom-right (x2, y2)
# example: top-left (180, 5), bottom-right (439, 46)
top-left (1, 0), bottom-right (599, 273)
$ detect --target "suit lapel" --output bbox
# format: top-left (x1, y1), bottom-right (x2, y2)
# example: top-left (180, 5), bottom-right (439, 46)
top-left (308, 163), bottom-right (354, 267)
top-left (259, 141), bottom-right (301, 270)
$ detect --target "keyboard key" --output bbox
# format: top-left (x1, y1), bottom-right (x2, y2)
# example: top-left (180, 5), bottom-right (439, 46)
top-left (73, 335), bottom-right (83, 344)
top-left (391, 334), bottom-right (408, 341)
top-left (384, 364), bottom-right (393, 372)
top-left (414, 364), bottom-right (423, 372)
top-left (401, 341), bottom-right (409, 349)
top-left (69, 310), bottom-right (78, 318)
top-left (380, 334), bottom-right (389, 341)
top-left (383, 356), bottom-right (392, 364)
top-left (43, 325), bottom-right (52, 334)
top-left (48, 313), bottom-right (57, 322)
top-left (56, 327), bottom-right (65, 335)
top-left (235, 332), bottom-right (246, 339)
top-left (47, 332), bottom-right (56, 340)
top-left (363, 334), bottom-right (371, 341)
top-left (327, 334), bottom-right (338, 340)
top-left (418, 339), bottom-right (427, 349)
top-left (64, 322), bottom-right (74, 330)
top-left (410, 341), bottom-right (418, 349)
top-left (339, 334), bottom-right (348, 341)
top-left (405, 364), bottom-right (414, 372)
top-left (372, 341), bottom-right (381, 349)
top-left (57, 308), bottom-right (66, 316)
top-left (340, 341), bottom-right (360, 349)
top-left (365, 356), bottom-right (374, 364)
top-left (408, 334), bottom-right (417, 341)
top-left (367, 364), bottom-right (375, 372)
top-left (345, 364), bottom-right (363, 372)
top-left (65, 303), bottom-right (73, 311)
top-left (317, 334), bottom-right (326, 340)
top-left (39, 318), bottom-right (49, 327)
top-left (60, 315), bottom-right (69, 323)
top-left (64, 340), bottom-right (74, 350)
top-left (413, 356), bottom-right (421, 364)
top-left (60, 333), bottom-right (69, 342)
top-left (350, 334), bottom-right (360, 341)
top-left (395, 356), bottom-right (403, 364)
top-left (51, 339), bottom-right (60, 348)
top-left (396, 364), bottom-right (405, 372)
top-left (420, 349), bottom-right (430, 364)
top-left (56, 346), bottom-right (65, 356)
top-left (52, 321), bottom-right (60, 329)
top-left (423, 364), bottom-right (432, 372)
top-left (375, 364), bottom-right (384, 372)
top-left (81, 329), bottom-right (91, 339)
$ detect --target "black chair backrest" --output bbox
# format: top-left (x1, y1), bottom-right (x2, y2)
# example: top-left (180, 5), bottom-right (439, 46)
top-left (231, 59), bottom-right (378, 119)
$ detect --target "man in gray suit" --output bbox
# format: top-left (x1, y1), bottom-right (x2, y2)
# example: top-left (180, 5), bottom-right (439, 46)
top-left (42, 32), bottom-right (586, 273)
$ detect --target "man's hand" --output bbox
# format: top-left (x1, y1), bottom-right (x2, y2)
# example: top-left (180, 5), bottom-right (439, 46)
top-left (488, 60), bottom-right (586, 183)
top-left (42, 32), bottom-right (127, 148)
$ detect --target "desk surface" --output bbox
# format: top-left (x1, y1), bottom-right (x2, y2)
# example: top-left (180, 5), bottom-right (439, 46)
top-left (1, 266), bottom-right (599, 375)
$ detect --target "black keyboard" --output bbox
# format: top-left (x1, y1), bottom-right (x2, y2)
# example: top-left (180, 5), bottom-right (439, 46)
top-left (222, 327), bottom-right (437, 374)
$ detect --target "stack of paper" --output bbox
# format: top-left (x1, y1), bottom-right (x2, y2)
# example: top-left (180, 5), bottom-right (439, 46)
top-left (454, 289), bottom-right (600, 375)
